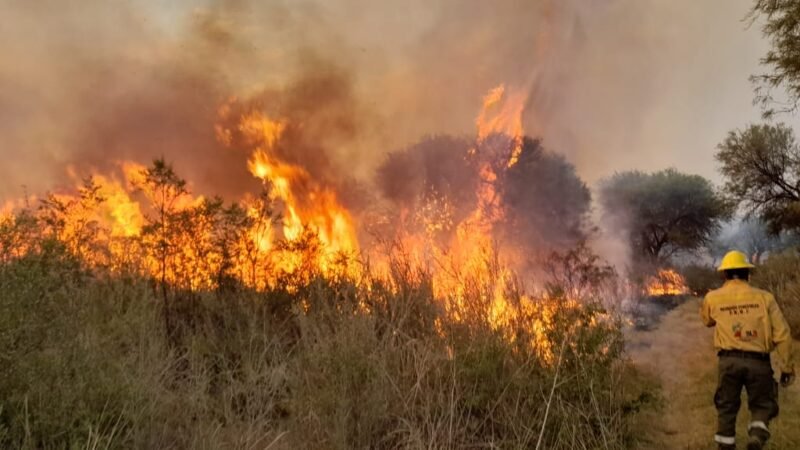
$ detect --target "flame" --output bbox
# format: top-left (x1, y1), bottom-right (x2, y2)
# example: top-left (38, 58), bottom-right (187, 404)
top-left (646, 269), bottom-right (689, 296)
top-left (0, 83), bottom-right (603, 366)
top-left (475, 84), bottom-right (526, 167)
top-left (93, 173), bottom-right (144, 238)
top-left (370, 83), bottom-right (534, 349)
top-left (240, 111), bottom-right (359, 279)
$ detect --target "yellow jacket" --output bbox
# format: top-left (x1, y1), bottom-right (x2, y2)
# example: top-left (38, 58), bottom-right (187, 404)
top-left (701, 279), bottom-right (794, 372)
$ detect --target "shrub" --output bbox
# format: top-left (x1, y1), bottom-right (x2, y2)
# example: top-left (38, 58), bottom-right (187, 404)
top-left (752, 248), bottom-right (800, 338)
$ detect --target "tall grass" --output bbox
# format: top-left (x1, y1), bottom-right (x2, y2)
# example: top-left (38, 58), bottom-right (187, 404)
top-left (0, 241), bottom-right (658, 449)
top-left (752, 248), bottom-right (800, 338)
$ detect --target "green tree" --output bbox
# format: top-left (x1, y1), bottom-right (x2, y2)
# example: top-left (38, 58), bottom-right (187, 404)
top-left (500, 137), bottom-right (591, 250)
top-left (750, 0), bottom-right (800, 115)
top-left (600, 169), bottom-right (732, 262)
top-left (716, 123), bottom-right (800, 233)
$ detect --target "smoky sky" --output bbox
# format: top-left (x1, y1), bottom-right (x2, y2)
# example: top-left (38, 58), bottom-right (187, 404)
top-left (0, 0), bottom-right (770, 203)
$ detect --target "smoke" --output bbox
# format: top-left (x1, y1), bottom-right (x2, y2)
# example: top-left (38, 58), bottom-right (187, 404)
top-left (1, 0), bottom-right (767, 257)
top-left (0, 0), bottom-right (370, 201)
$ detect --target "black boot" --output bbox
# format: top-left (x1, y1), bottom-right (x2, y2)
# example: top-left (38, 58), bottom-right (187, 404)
top-left (747, 427), bottom-right (770, 450)
top-left (718, 444), bottom-right (735, 450)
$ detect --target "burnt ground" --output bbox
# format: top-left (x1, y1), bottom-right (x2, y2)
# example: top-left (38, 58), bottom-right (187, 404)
top-left (628, 294), bottom-right (690, 332)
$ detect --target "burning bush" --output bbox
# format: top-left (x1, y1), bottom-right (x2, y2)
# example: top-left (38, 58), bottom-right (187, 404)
top-left (0, 233), bottom-right (656, 449)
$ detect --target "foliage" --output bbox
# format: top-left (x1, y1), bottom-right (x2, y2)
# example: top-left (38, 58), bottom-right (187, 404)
top-left (751, 248), bottom-right (800, 338)
top-left (500, 137), bottom-right (592, 250)
top-left (377, 134), bottom-right (479, 220)
top-left (599, 169), bottom-right (733, 262)
top-left (716, 123), bottom-right (800, 234)
top-left (749, 0), bottom-right (800, 116)
top-left (543, 240), bottom-right (617, 299)
top-left (709, 216), bottom-right (800, 263)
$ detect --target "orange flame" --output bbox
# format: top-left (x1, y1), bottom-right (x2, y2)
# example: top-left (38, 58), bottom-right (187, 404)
top-left (646, 269), bottom-right (689, 296)
top-left (0, 82), bottom-right (596, 364)
top-left (240, 111), bottom-right (359, 278)
top-left (475, 84), bottom-right (526, 167)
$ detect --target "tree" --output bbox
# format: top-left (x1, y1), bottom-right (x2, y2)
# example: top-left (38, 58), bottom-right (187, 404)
top-left (600, 169), bottom-right (732, 262)
top-left (750, 0), bottom-right (800, 115)
top-left (499, 137), bottom-right (591, 251)
top-left (377, 135), bottom-right (479, 223)
top-left (38, 177), bottom-right (105, 264)
top-left (377, 135), bottom-right (591, 252)
top-left (716, 123), bottom-right (800, 233)
top-left (136, 158), bottom-right (189, 341)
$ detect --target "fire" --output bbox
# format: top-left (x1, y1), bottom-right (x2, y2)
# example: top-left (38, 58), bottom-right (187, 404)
top-left (239, 111), bottom-right (360, 278)
top-left (0, 81), bottom-right (602, 365)
top-left (93, 172), bottom-right (144, 238)
top-left (475, 84), bottom-right (527, 167)
top-left (646, 269), bottom-right (689, 296)
top-left (369, 82), bottom-right (536, 350)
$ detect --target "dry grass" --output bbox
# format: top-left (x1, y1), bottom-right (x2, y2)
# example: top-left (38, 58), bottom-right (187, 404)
top-left (0, 248), bottom-right (658, 449)
top-left (752, 250), bottom-right (800, 338)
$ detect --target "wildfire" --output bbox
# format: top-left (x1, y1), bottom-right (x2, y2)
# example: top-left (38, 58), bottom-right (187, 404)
top-left (366, 82), bottom-right (542, 352)
top-left (646, 269), bottom-right (689, 296)
top-left (240, 111), bottom-right (360, 278)
top-left (93, 171), bottom-right (145, 238)
top-left (0, 81), bottom-right (596, 365)
top-left (475, 84), bottom-right (527, 167)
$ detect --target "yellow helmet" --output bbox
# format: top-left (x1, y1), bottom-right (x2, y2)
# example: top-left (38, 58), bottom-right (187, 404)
top-left (717, 250), bottom-right (755, 272)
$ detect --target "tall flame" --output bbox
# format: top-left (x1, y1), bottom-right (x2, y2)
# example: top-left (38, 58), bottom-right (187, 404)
top-left (475, 84), bottom-right (527, 167)
top-left (240, 111), bottom-right (359, 277)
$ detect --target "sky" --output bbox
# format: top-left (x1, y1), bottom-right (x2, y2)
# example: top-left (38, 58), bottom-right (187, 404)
top-left (0, 0), bottom-right (782, 202)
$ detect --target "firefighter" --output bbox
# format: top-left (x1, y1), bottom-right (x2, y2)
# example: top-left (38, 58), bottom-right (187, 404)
top-left (701, 250), bottom-right (795, 450)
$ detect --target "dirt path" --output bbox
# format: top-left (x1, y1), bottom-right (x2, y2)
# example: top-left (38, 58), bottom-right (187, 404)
top-left (627, 298), bottom-right (800, 450)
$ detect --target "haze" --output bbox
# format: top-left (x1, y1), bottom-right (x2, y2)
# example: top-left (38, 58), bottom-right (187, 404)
top-left (0, 0), bottom-right (771, 201)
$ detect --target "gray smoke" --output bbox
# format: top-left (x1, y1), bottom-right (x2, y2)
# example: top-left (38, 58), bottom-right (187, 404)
top-left (1, 0), bottom-right (767, 225)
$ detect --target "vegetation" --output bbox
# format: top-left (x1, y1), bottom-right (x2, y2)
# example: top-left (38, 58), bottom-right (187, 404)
top-left (709, 217), bottom-right (798, 264)
top-left (716, 123), bottom-right (800, 234)
top-left (0, 161), bottom-right (658, 449)
top-left (0, 238), bottom-right (654, 449)
top-left (750, 0), bottom-right (800, 115)
top-left (500, 137), bottom-right (591, 250)
top-left (599, 169), bottom-right (732, 263)
top-left (378, 135), bottom-right (592, 253)
top-left (752, 248), bottom-right (800, 338)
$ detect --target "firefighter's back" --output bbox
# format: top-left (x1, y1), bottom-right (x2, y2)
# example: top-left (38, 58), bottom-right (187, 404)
top-left (704, 280), bottom-right (774, 355)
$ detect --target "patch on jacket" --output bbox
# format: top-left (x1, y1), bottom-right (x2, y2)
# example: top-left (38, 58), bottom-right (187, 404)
top-left (732, 322), bottom-right (758, 341)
